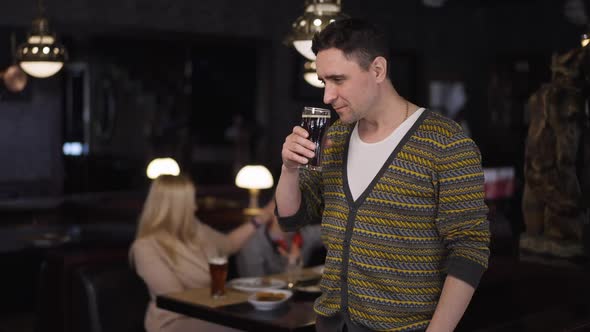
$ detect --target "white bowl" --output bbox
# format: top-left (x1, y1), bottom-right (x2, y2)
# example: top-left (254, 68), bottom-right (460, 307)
top-left (247, 289), bottom-right (293, 311)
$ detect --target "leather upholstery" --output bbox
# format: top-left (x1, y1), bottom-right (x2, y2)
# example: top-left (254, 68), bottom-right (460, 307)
top-left (71, 263), bottom-right (148, 332)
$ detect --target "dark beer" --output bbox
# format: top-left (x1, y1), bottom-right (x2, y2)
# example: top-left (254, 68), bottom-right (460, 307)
top-left (301, 107), bottom-right (331, 171)
top-left (208, 257), bottom-right (228, 298)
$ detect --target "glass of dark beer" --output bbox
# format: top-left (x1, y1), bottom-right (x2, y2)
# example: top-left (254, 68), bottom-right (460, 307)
top-left (208, 254), bottom-right (228, 298)
top-left (300, 107), bottom-right (331, 171)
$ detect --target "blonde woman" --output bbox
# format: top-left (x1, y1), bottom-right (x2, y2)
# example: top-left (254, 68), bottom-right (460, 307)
top-left (129, 174), bottom-right (270, 332)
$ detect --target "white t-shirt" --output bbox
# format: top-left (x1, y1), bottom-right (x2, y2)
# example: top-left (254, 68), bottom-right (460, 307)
top-left (347, 108), bottom-right (425, 200)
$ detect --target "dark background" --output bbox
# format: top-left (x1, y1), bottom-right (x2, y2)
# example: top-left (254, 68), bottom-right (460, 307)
top-left (0, 0), bottom-right (587, 227)
top-left (0, 1), bottom-right (589, 331)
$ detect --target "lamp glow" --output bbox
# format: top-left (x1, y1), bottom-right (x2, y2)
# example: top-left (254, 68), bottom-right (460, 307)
top-left (303, 61), bottom-right (323, 88)
top-left (19, 61), bottom-right (63, 78)
top-left (293, 40), bottom-right (315, 61)
top-left (16, 17), bottom-right (67, 78)
top-left (235, 165), bottom-right (274, 216)
top-left (285, 0), bottom-right (348, 60)
top-left (146, 158), bottom-right (180, 179)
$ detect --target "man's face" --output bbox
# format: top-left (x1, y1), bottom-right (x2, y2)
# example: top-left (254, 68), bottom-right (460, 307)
top-left (316, 48), bottom-right (378, 124)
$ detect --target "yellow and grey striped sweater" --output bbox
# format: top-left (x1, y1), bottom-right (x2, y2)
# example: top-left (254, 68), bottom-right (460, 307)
top-left (279, 110), bottom-right (490, 331)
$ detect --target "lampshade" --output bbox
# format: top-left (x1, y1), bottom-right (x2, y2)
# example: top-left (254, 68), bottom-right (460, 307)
top-left (16, 17), bottom-right (67, 78)
top-left (235, 165), bottom-right (274, 190)
top-left (303, 61), bottom-right (324, 88)
top-left (285, 0), bottom-right (348, 61)
top-left (146, 158), bottom-right (180, 179)
top-left (582, 32), bottom-right (590, 47)
top-left (293, 40), bottom-right (314, 61)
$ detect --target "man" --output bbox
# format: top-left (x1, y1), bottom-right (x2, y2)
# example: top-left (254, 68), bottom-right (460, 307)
top-left (235, 199), bottom-right (323, 278)
top-left (276, 18), bottom-right (489, 332)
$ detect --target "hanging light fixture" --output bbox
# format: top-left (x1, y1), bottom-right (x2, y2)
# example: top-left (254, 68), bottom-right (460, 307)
top-left (286, 0), bottom-right (348, 61)
top-left (16, 0), bottom-right (67, 78)
top-left (303, 61), bottom-right (324, 88)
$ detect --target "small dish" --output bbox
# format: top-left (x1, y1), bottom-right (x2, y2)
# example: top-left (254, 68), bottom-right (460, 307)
top-left (247, 289), bottom-right (293, 311)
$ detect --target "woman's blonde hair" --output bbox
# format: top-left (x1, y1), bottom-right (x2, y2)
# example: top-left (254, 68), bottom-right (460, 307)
top-left (133, 174), bottom-right (199, 262)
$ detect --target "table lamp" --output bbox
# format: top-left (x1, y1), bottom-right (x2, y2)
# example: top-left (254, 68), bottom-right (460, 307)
top-left (146, 157), bottom-right (180, 179)
top-left (235, 165), bottom-right (274, 216)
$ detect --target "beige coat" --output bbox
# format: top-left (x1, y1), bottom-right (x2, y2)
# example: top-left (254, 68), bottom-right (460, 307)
top-left (130, 221), bottom-right (241, 332)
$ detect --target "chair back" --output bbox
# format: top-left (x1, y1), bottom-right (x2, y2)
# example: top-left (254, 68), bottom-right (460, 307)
top-left (72, 263), bottom-right (148, 332)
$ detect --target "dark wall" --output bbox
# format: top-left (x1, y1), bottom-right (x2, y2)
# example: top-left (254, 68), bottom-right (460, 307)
top-left (0, 0), bottom-right (585, 195)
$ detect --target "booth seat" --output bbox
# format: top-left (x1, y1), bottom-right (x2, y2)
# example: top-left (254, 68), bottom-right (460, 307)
top-left (71, 263), bottom-right (148, 332)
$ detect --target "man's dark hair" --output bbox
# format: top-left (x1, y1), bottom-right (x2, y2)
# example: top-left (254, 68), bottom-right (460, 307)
top-left (312, 18), bottom-right (389, 73)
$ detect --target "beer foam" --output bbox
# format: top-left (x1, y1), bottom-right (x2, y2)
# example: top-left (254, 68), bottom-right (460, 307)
top-left (302, 114), bottom-right (330, 118)
top-left (209, 256), bottom-right (228, 265)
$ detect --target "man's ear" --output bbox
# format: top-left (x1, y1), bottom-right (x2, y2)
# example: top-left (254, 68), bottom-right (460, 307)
top-left (371, 56), bottom-right (387, 82)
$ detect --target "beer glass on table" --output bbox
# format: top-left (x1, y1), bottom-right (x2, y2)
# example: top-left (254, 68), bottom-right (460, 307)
top-left (208, 252), bottom-right (228, 299)
top-left (300, 107), bottom-right (331, 171)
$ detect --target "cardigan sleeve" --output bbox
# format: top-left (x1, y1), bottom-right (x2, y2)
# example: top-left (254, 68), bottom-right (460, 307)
top-left (435, 132), bottom-right (490, 288)
top-left (277, 167), bottom-right (324, 232)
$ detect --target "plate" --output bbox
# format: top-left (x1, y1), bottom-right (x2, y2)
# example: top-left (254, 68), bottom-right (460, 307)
top-left (247, 289), bottom-right (293, 311)
top-left (228, 277), bottom-right (287, 293)
top-left (296, 284), bottom-right (321, 293)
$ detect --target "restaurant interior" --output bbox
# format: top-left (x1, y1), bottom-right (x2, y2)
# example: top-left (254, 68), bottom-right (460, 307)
top-left (0, 0), bottom-right (589, 331)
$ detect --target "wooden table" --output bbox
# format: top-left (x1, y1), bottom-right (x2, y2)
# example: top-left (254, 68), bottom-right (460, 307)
top-left (158, 258), bottom-right (590, 331)
top-left (157, 267), bottom-right (322, 332)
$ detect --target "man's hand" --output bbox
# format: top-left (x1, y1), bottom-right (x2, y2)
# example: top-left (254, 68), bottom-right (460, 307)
top-left (282, 126), bottom-right (317, 169)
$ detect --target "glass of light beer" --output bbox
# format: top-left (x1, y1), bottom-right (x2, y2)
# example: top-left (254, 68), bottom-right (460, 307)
top-left (300, 107), bottom-right (331, 171)
top-left (208, 254), bottom-right (228, 299)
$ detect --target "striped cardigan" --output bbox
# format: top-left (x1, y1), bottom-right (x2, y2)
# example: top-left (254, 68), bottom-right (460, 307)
top-left (279, 110), bottom-right (490, 331)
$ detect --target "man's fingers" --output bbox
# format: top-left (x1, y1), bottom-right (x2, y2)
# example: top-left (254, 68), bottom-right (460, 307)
top-left (281, 125), bottom-right (322, 168)
top-left (290, 134), bottom-right (317, 152)
top-left (292, 126), bottom-right (309, 138)
top-left (287, 150), bottom-right (309, 165)
top-left (291, 139), bottom-right (316, 158)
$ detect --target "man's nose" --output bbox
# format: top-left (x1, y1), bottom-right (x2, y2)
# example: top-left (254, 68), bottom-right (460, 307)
top-left (323, 85), bottom-right (336, 105)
